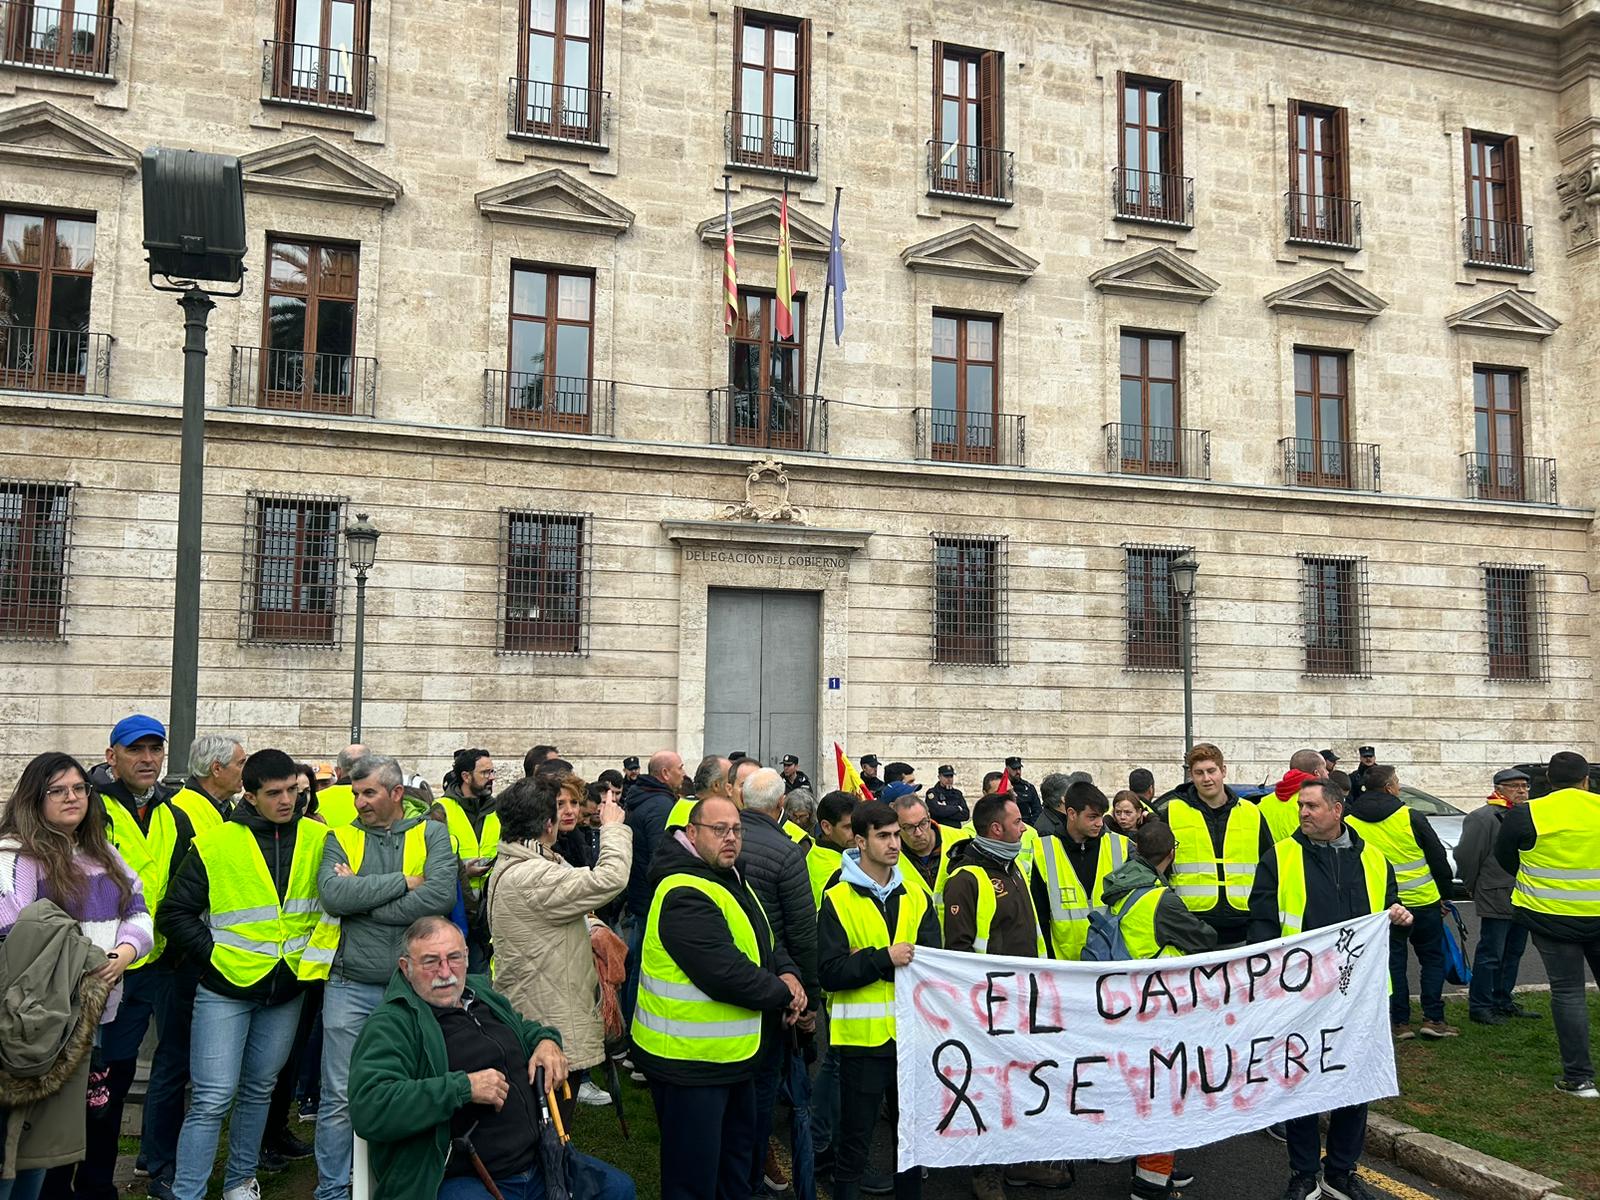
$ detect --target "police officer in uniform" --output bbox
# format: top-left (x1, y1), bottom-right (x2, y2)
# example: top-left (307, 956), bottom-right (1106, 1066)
top-left (1004, 756), bottom-right (1042, 825)
top-left (817, 802), bottom-right (941, 1200)
top-left (925, 765), bottom-right (968, 826)
top-left (621, 755), bottom-right (642, 798)
top-left (780, 754), bottom-right (812, 794)
top-left (857, 755), bottom-right (886, 798)
top-left (1496, 750), bottom-right (1600, 1098)
top-left (157, 749), bottom-right (332, 1200)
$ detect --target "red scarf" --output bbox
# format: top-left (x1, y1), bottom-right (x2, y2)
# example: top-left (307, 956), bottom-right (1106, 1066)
top-left (1485, 793), bottom-right (1514, 809)
top-left (1274, 769), bottom-right (1318, 802)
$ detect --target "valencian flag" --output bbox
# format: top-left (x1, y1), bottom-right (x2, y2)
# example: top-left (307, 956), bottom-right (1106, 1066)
top-left (774, 183), bottom-right (795, 339)
top-left (834, 743), bottom-right (873, 804)
top-left (722, 184), bottom-right (738, 335)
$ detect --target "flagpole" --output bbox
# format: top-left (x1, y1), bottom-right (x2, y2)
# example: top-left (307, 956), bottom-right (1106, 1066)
top-left (812, 186), bottom-right (841, 399)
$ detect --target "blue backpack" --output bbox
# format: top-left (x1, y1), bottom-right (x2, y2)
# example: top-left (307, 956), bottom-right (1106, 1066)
top-left (1082, 886), bottom-right (1158, 962)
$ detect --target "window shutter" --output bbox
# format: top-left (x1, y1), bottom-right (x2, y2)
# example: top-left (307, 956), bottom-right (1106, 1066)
top-left (1286, 97), bottom-right (1301, 189)
top-left (1168, 79), bottom-right (1183, 175)
top-left (931, 39), bottom-right (944, 141)
top-left (590, 0), bottom-right (605, 93)
top-left (1333, 105), bottom-right (1350, 198)
top-left (798, 17), bottom-right (812, 161)
top-left (979, 49), bottom-right (1002, 150)
top-left (732, 7), bottom-right (745, 111)
top-left (1462, 127), bottom-right (1476, 220)
top-left (1505, 135), bottom-right (1523, 224)
top-left (1115, 70), bottom-right (1127, 169)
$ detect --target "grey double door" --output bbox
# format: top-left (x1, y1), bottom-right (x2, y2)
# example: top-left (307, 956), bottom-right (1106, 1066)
top-left (703, 588), bottom-right (820, 776)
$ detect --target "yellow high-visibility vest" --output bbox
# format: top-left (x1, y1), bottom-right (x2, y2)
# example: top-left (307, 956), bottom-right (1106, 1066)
top-left (781, 820), bottom-right (811, 846)
top-left (1109, 885), bottom-right (1180, 959)
top-left (435, 797), bottom-right (501, 894)
top-left (1259, 792), bottom-right (1301, 843)
top-left (1274, 837), bottom-right (1388, 935)
top-left (315, 784), bottom-right (358, 828)
top-left (101, 796), bottom-right (177, 968)
top-left (1035, 831), bottom-right (1130, 960)
top-left (631, 874), bottom-right (771, 1065)
top-left (1166, 799), bottom-right (1262, 913)
top-left (1511, 788), bottom-right (1600, 918)
top-left (822, 879), bottom-right (928, 1048)
top-left (303, 822), bottom-right (430, 971)
top-left (193, 820), bottom-right (330, 984)
top-left (1346, 807), bottom-right (1439, 907)
top-left (171, 787), bottom-right (226, 835)
top-left (808, 844), bottom-right (844, 908)
top-left (902, 825), bottom-right (976, 928)
top-left (666, 798), bottom-right (696, 831)
top-left (948, 863), bottom-right (1046, 956)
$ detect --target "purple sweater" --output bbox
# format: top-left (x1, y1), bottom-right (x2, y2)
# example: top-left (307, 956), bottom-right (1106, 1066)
top-left (0, 839), bottom-right (154, 1022)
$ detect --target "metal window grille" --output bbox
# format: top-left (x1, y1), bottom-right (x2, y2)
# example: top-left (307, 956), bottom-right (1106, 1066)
top-left (0, 479), bottom-right (72, 641)
top-left (931, 534), bottom-right (1008, 666)
top-left (240, 492), bottom-right (346, 647)
top-left (1482, 563), bottom-right (1548, 681)
top-left (1300, 554), bottom-right (1370, 678)
top-left (499, 509), bottom-right (591, 657)
top-left (1124, 544), bottom-right (1188, 672)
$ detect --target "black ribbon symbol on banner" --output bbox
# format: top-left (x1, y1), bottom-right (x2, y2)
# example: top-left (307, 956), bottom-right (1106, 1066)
top-left (933, 1039), bottom-right (986, 1134)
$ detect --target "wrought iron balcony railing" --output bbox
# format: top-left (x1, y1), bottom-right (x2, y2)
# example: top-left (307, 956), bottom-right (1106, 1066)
top-left (1462, 452), bottom-right (1556, 505)
top-left (1111, 167), bottom-right (1194, 227)
top-left (708, 387), bottom-right (826, 452)
top-left (229, 346), bottom-right (377, 417)
top-left (1285, 191), bottom-right (1362, 250)
top-left (1279, 437), bottom-right (1381, 492)
top-left (484, 371), bottom-right (615, 437)
top-left (1, 0), bottom-right (118, 76)
top-left (509, 78), bottom-right (608, 146)
top-left (262, 39), bottom-right (375, 114)
top-left (1102, 423), bottom-right (1210, 480)
top-left (914, 408), bottom-right (1025, 467)
top-left (0, 326), bottom-right (111, 396)
top-left (1462, 216), bottom-right (1533, 272)
top-left (725, 110), bottom-right (818, 177)
top-left (927, 140), bottom-right (1013, 203)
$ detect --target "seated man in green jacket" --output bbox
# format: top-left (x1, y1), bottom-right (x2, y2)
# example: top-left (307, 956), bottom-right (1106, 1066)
top-left (348, 916), bottom-right (635, 1200)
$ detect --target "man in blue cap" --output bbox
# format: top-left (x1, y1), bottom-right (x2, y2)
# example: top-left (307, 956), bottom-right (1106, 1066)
top-left (47, 715), bottom-right (199, 1200)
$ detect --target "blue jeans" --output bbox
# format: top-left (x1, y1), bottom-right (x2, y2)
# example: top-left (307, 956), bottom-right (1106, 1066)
top-left (434, 1159), bottom-right (635, 1200)
top-left (1468, 916), bottom-right (1529, 1017)
top-left (0, 1170), bottom-right (46, 1200)
top-left (810, 1008), bottom-right (840, 1153)
top-left (1389, 902), bottom-right (1445, 1025)
top-left (173, 987), bottom-right (305, 1200)
top-left (314, 977), bottom-right (385, 1200)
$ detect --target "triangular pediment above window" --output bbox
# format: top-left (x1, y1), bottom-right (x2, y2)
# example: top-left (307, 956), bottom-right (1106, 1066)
top-left (1445, 289), bottom-right (1561, 340)
top-left (1264, 268), bottom-right (1388, 322)
top-left (696, 197), bottom-right (831, 258)
top-left (0, 101), bottom-right (139, 176)
top-left (240, 137), bottom-right (402, 208)
top-left (1089, 247), bottom-right (1218, 303)
top-left (476, 169), bottom-right (634, 236)
top-left (899, 223), bottom-right (1038, 282)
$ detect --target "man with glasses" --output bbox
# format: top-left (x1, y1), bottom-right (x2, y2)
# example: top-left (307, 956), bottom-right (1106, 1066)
top-left (1458, 768), bottom-right (1537, 1025)
top-left (631, 796), bottom-right (806, 1200)
top-left (891, 794), bottom-right (973, 921)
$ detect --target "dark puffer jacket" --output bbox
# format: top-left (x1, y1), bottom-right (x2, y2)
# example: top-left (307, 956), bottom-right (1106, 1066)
top-left (623, 776), bottom-right (677, 919)
top-left (736, 808), bottom-right (818, 1006)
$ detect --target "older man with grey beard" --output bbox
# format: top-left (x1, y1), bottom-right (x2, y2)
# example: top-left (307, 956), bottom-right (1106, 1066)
top-left (736, 767), bottom-right (819, 1196)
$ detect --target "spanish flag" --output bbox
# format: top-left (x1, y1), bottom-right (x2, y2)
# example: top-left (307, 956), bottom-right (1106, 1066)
top-left (774, 182), bottom-right (795, 340)
top-left (722, 183), bottom-right (738, 335)
top-left (834, 743), bottom-right (873, 804)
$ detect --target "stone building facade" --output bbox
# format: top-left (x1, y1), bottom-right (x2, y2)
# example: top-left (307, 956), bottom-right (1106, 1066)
top-left (1, 0), bottom-right (1597, 802)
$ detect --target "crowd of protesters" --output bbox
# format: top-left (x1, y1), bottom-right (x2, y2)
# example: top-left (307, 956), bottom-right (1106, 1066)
top-left (1, 721), bottom-right (1596, 1200)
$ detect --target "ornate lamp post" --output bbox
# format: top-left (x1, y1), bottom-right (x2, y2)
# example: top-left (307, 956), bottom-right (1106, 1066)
top-left (1170, 551), bottom-right (1199, 759)
top-left (344, 512), bottom-right (380, 742)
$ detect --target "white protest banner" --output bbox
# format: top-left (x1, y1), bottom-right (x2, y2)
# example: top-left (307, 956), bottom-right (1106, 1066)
top-left (895, 911), bottom-right (1396, 1170)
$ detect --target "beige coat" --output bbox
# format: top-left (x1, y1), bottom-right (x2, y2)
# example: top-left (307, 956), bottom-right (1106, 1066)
top-left (485, 825), bottom-right (632, 1070)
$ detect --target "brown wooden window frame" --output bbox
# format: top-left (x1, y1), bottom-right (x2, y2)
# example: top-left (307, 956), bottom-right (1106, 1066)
top-left (271, 0), bottom-right (372, 111)
top-left (1115, 72), bottom-right (1185, 223)
top-left (0, 206), bottom-right (97, 396)
top-left (1124, 544), bottom-right (1185, 672)
top-left (1292, 347), bottom-right (1351, 487)
top-left (932, 533), bottom-right (1007, 667)
top-left (1472, 364), bottom-right (1525, 500)
top-left (727, 286), bottom-right (806, 451)
top-left (0, 479), bottom-right (72, 642)
top-left (731, 8), bottom-right (810, 173)
top-left (1301, 554), bottom-right (1369, 678)
top-left (242, 491), bottom-right (346, 647)
top-left (260, 235), bottom-right (360, 415)
top-left (499, 509), bottom-right (591, 656)
top-left (1118, 330), bottom-right (1182, 476)
top-left (514, 0), bottom-right (604, 143)
top-left (930, 310), bottom-right (1000, 465)
top-left (4, 0), bottom-right (115, 75)
top-left (1463, 130), bottom-right (1526, 268)
top-left (1483, 563), bottom-right (1545, 682)
top-left (1287, 99), bottom-right (1353, 245)
top-left (931, 41), bottom-right (1004, 198)
top-left (505, 263), bottom-right (596, 434)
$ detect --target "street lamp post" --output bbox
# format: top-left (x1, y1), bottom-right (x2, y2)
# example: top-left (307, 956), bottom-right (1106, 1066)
top-left (1170, 551), bottom-right (1199, 760)
top-left (345, 513), bottom-right (380, 743)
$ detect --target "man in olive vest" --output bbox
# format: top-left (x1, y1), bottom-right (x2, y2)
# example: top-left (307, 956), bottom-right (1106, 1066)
top-left (1159, 743), bottom-right (1273, 949)
top-left (1249, 780), bottom-right (1410, 1200)
top-left (436, 746), bottom-right (497, 972)
top-left (44, 715), bottom-right (197, 1200)
top-left (157, 749), bottom-right (330, 1200)
top-left (817, 802), bottom-right (941, 1200)
top-left (1496, 750), bottom-right (1600, 1099)
top-left (170, 733), bottom-right (245, 835)
top-left (1346, 764), bottom-right (1458, 1039)
top-left (312, 754), bottom-right (456, 1200)
top-left (631, 796), bottom-right (805, 1200)
top-left (1030, 780), bottom-right (1130, 961)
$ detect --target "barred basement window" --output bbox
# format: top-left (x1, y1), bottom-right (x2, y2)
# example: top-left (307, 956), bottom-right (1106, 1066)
top-left (1124, 544), bottom-right (1186, 671)
top-left (1483, 563), bottom-right (1546, 681)
top-left (500, 509), bottom-right (590, 655)
top-left (242, 492), bottom-right (345, 646)
top-left (0, 480), bottom-right (72, 641)
top-left (1301, 555), bottom-right (1369, 677)
top-left (932, 534), bottom-right (1007, 666)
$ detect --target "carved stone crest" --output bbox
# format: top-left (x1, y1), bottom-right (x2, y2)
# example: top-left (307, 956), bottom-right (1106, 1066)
top-left (1556, 159), bottom-right (1600, 252)
top-left (718, 458), bottom-right (808, 524)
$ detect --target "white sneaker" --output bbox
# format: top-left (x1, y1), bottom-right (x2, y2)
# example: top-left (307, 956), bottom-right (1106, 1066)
top-left (222, 1180), bottom-right (261, 1200)
top-left (576, 1079), bottom-right (611, 1107)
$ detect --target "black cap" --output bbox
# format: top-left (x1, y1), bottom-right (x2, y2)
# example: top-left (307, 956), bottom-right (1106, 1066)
top-left (1321, 749), bottom-right (1340, 763)
top-left (859, 754), bottom-right (879, 767)
top-left (1005, 756), bottom-right (1023, 770)
top-left (781, 754), bottom-right (799, 767)
top-left (938, 764), bottom-right (955, 777)
top-left (729, 751), bottom-right (747, 762)
top-left (622, 756), bottom-right (639, 771)
top-left (1358, 746), bottom-right (1375, 757)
